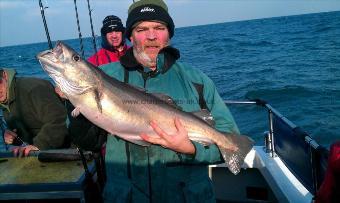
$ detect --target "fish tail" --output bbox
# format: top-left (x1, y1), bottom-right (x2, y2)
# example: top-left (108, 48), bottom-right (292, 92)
top-left (218, 135), bottom-right (254, 175)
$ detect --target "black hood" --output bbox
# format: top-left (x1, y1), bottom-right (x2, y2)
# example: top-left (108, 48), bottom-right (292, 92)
top-left (120, 46), bottom-right (180, 74)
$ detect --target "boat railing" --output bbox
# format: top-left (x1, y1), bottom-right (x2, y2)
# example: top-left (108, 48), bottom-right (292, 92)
top-left (224, 100), bottom-right (329, 196)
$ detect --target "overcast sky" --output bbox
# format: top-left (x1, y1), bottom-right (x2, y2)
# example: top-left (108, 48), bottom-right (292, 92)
top-left (0, 0), bottom-right (340, 47)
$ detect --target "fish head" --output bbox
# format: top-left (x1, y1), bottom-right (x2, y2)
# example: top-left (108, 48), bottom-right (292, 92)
top-left (37, 41), bottom-right (99, 98)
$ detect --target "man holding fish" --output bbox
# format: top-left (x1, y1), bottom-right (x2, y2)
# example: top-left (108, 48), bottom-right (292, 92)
top-left (37, 0), bottom-right (253, 202)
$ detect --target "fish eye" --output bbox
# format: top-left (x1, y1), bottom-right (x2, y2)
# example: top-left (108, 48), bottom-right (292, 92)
top-left (72, 54), bottom-right (81, 62)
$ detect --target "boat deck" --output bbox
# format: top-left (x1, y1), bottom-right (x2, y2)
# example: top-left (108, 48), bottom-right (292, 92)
top-left (0, 156), bottom-right (97, 203)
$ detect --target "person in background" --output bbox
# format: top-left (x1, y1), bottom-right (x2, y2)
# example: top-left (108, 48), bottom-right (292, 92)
top-left (315, 140), bottom-right (340, 203)
top-left (94, 0), bottom-right (240, 202)
top-left (88, 15), bottom-right (129, 66)
top-left (0, 68), bottom-right (69, 157)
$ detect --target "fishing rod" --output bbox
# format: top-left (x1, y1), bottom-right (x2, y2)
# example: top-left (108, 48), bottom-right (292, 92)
top-left (38, 0), bottom-right (52, 49)
top-left (86, 0), bottom-right (98, 65)
top-left (0, 148), bottom-right (92, 161)
top-left (73, 0), bottom-right (85, 58)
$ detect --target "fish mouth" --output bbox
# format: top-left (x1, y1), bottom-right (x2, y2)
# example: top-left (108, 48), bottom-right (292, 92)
top-left (37, 41), bottom-right (93, 97)
top-left (36, 42), bottom-right (69, 93)
top-left (37, 41), bottom-right (64, 64)
top-left (37, 49), bottom-right (54, 63)
top-left (37, 51), bottom-right (63, 77)
top-left (37, 41), bottom-right (67, 71)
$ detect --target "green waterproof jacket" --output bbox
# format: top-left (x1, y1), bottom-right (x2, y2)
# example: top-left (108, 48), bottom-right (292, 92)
top-left (0, 69), bottom-right (69, 150)
top-left (100, 47), bottom-right (240, 203)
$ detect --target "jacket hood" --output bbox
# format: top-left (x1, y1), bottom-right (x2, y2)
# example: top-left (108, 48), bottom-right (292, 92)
top-left (119, 46), bottom-right (180, 76)
top-left (0, 68), bottom-right (16, 111)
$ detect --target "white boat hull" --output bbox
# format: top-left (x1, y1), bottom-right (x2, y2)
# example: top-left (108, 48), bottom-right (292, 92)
top-left (209, 146), bottom-right (313, 203)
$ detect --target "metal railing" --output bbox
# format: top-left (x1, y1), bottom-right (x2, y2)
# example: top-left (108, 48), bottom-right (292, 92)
top-left (224, 99), bottom-right (328, 195)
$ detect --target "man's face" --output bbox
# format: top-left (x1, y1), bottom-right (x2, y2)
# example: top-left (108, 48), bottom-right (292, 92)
top-left (130, 21), bottom-right (170, 69)
top-left (106, 31), bottom-right (123, 48)
top-left (0, 72), bottom-right (8, 103)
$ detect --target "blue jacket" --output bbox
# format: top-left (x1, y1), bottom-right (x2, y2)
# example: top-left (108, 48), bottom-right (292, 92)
top-left (100, 47), bottom-right (239, 203)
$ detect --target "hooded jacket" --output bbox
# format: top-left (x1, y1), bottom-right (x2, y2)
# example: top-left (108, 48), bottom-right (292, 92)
top-left (99, 47), bottom-right (240, 203)
top-left (0, 69), bottom-right (69, 150)
top-left (87, 45), bottom-right (129, 67)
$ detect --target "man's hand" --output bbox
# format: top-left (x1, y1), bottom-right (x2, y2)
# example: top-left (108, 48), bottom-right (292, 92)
top-left (12, 145), bottom-right (39, 157)
top-left (4, 129), bottom-right (18, 144)
top-left (55, 86), bottom-right (67, 99)
top-left (140, 117), bottom-right (196, 155)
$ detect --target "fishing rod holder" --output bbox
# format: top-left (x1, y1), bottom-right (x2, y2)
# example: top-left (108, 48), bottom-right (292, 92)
top-left (265, 104), bottom-right (277, 157)
top-left (264, 131), bottom-right (272, 154)
top-left (224, 99), bottom-right (275, 156)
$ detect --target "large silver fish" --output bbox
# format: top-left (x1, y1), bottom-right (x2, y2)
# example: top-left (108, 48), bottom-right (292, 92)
top-left (37, 41), bottom-right (254, 174)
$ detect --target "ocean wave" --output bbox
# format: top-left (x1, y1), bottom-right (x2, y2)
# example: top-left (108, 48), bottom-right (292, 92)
top-left (219, 37), bottom-right (242, 44)
top-left (238, 40), bottom-right (274, 47)
top-left (313, 26), bottom-right (336, 33)
top-left (244, 85), bottom-right (317, 101)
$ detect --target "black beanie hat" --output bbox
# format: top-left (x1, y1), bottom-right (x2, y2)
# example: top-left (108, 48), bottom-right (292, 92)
top-left (125, 0), bottom-right (174, 40)
top-left (101, 15), bottom-right (125, 35)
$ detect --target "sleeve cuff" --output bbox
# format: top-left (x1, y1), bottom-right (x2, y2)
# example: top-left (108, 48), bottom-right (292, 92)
top-left (176, 141), bottom-right (203, 163)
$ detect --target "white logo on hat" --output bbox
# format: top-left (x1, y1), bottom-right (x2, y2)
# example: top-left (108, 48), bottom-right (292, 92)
top-left (141, 7), bottom-right (155, 13)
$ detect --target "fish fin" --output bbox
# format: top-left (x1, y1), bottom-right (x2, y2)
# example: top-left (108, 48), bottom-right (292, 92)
top-left (151, 93), bottom-right (183, 110)
top-left (112, 134), bottom-right (151, 147)
top-left (218, 135), bottom-right (254, 175)
top-left (126, 83), bottom-right (146, 92)
top-left (128, 140), bottom-right (151, 147)
top-left (71, 107), bottom-right (81, 117)
top-left (94, 88), bottom-right (103, 113)
top-left (191, 109), bottom-right (215, 127)
top-left (124, 84), bottom-right (183, 110)
top-left (188, 132), bottom-right (213, 146)
top-left (194, 140), bottom-right (211, 146)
